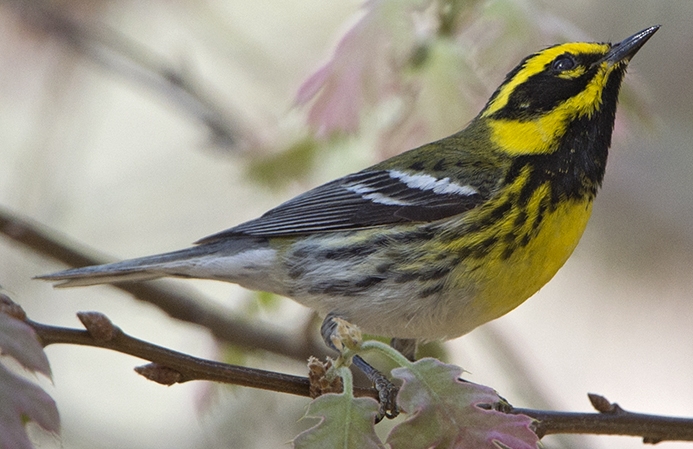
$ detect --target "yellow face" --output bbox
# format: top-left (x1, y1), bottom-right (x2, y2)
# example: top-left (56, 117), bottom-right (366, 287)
top-left (482, 42), bottom-right (611, 117)
top-left (480, 42), bottom-right (625, 156)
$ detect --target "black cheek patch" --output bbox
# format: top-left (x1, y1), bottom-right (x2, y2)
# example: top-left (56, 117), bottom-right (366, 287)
top-left (496, 73), bottom-right (593, 120)
top-left (491, 54), bottom-right (606, 121)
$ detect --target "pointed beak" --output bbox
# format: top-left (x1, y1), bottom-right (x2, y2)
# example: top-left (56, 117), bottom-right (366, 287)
top-left (603, 25), bottom-right (660, 66)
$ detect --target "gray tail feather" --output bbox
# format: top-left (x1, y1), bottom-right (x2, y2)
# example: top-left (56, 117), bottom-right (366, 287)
top-left (36, 238), bottom-right (262, 288)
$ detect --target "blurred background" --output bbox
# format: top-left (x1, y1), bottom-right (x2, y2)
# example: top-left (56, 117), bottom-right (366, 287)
top-left (1, 0), bottom-right (691, 448)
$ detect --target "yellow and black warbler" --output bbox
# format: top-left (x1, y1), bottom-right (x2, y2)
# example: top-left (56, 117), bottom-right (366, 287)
top-left (41, 26), bottom-right (658, 386)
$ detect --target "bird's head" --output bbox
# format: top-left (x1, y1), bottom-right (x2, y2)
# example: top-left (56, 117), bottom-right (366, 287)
top-left (479, 26), bottom-right (659, 156)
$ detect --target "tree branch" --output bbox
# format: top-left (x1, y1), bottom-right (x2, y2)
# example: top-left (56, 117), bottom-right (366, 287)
top-left (26, 308), bottom-right (693, 443)
top-left (516, 394), bottom-right (693, 444)
top-left (0, 204), bottom-right (327, 362)
top-left (4, 292), bottom-right (693, 443)
top-left (26, 308), bottom-right (377, 401)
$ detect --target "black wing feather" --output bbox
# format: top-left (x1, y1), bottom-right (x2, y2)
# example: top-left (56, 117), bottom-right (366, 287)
top-left (197, 170), bottom-right (486, 242)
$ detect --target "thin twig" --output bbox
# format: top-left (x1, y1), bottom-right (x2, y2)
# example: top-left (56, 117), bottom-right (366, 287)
top-left (516, 396), bottom-right (693, 444)
top-left (26, 309), bottom-right (377, 400)
top-left (0, 205), bottom-right (326, 361)
top-left (5, 290), bottom-right (693, 441)
top-left (21, 306), bottom-right (693, 442)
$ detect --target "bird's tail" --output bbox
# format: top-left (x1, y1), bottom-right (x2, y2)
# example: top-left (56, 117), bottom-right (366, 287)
top-left (36, 238), bottom-right (267, 288)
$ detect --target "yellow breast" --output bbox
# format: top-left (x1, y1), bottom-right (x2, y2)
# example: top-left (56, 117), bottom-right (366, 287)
top-left (457, 197), bottom-right (593, 329)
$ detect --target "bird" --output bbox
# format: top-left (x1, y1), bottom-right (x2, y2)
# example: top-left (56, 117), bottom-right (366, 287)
top-left (39, 25), bottom-right (659, 416)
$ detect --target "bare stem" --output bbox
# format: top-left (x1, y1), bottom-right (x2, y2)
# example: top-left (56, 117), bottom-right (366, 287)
top-left (27, 310), bottom-right (693, 442)
top-left (516, 395), bottom-right (693, 444)
top-left (4, 292), bottom-right (693, 442)
top-left (27, 310), bottom-right (377, 400)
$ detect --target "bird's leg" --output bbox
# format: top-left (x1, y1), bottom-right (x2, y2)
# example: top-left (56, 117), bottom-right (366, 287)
top-left (320, 313), bottom-right (399, 419)
top-left (351, 355), bottom-right (399, 419)
top-left (390, 337), bottom-right (418, 362)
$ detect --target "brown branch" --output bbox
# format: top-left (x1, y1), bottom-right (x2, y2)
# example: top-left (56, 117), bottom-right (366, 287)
top-left (5, 0), bottom-right (247, 147)
top-left (26, 309), bottom-right (377, 401)
top-left (25, 308), bottom-right (693, 442)
top-left (5, 292), bottom-right (693, 442)
top-left (515, 394), bottom-right (693, 444)
top-left (0, 204), bottom-right (326, 362)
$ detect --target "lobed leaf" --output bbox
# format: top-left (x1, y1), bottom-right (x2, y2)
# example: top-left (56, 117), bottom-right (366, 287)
top-left (0, 314), bottom-right (59, 449)
top-left (296, 0), bottom-right (434, 136)
top-left (387, 358), bottom-right (538, 449)
top-left (0, 313), bottom-right (50, 376)
top-left (293, 368), bottom-right (382, 449)
top-left (0, 365), bottom-right (60, 449)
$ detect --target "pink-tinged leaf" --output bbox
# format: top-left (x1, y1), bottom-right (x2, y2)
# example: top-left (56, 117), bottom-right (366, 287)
top-left (388, 358), bottom-right (538, 449)
top-left (0, 364), bottom-right (60, 449)
top-left (295, 64), bottom-right (332, 107)
top-left (0, 314), bottom-right (51, 376)
top-left (296, 0), bottom-right (434, 136)
top-left (293, 393), bottom-right (382, 449)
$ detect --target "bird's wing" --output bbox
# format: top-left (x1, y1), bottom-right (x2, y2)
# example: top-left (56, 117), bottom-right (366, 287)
top-left (197, 169), bottom-right (488, 242)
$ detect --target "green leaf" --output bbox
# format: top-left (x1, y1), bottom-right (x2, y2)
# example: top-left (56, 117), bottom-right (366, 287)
top-left (387, 358), bottom-right (538, 449)
top-left (293, 368), bottom-right (382, 449)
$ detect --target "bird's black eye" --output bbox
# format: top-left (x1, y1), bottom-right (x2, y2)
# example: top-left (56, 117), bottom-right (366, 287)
top-left (551, 54), bottom-right (576, 72)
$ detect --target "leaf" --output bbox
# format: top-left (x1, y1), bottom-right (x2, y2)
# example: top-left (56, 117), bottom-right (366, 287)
top-left (387, 358), bottom-right (538, 449)
top-left (293, 369), bottom-right (382, 449)
top-left (0, 314), bottom-right (59, 449)
top-left (296, 0), bottom-right (434, 136)
top-left (0, 314), bottom-right (50, 376)
top-left (0, 364), bottom-right (60, 449)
